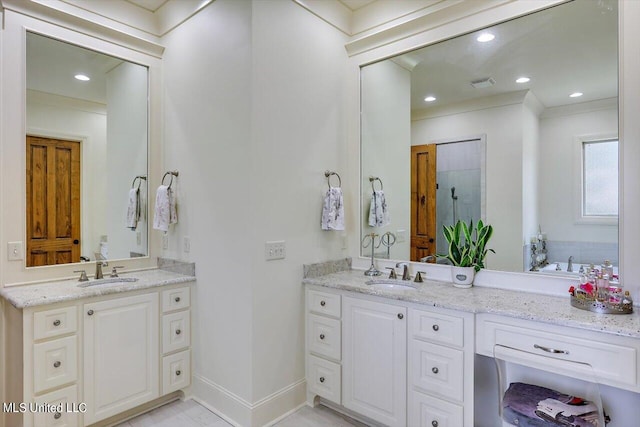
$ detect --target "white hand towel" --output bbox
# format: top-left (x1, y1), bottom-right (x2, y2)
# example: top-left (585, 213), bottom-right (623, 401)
top-left (153, 185), bottom-right (178, 232)
top-left (321, 187), bottom-right (345, 231)
top-left (368, 190), bottom-right (390, 227)
top-left (126, 188), bottom-right (140, 230)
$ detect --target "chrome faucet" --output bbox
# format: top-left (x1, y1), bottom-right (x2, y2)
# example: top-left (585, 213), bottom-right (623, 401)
top-left (567, 256), bottom-right (574, 272)
top-left (94, 253), bottom-right (108, 279)
top-left (396, 262), bottom-right (410, 280)
top-left (420, 255), bottom-right (436, 263)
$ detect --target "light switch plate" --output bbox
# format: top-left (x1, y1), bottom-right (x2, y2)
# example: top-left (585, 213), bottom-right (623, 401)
top-left (265, 241), bottom-right (286, 261)
top-left (8, 241), bottom-right (23, 261)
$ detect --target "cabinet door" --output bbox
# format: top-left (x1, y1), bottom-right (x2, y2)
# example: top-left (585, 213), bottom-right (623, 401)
top-left (83, 293), bottom-right (159, 424)
top-left (343, 296), bottom-right (407, 427)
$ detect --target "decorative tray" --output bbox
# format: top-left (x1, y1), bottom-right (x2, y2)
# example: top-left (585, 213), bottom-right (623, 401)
top-left (569, 294), bottom-right (633, 315)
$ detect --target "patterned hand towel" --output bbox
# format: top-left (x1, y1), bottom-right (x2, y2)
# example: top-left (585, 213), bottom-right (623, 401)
top-left (126, 188), bottom-right (140, 230)
top-left (153, 185), bottom-right (177, 232)
top-left (368, 190), bottom-right (390, 227)
top-left (321, 187), bottom-right (345, 231)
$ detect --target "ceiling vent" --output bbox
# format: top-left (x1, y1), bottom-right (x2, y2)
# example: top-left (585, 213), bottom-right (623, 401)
top-left (470, 77), bottom-right (496, 89)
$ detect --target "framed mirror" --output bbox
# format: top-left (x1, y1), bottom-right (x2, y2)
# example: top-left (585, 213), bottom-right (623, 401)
top-left (25, 32), bottom-right (149, 267)
top-left (360, 0), bottom-right (618, 275)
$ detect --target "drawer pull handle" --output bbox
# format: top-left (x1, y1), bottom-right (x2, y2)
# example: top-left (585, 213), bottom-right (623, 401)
top-left (397, 313), bottom-right (404, 319)
top-left (53, 361), bottom-right (61, 368)
top-left (176, 370), bottom-right (182, 376)
top-left (534, 344), bottom-right (569, 355)
top-left (53, 319), bottom-right (61, 327)
top-left (87, 309), bottom-right (94, 316)
top-left (431, 421), bottom-right (438, 427)
top-left (176, 329), bottom-right (182, 335)
top-left (320, 300), bottom-right (326, 307)
top-left (432, 324), bottom-right (439, 331)
top-left (432, 367), bottom-right (439, 374)
top-left (319, 334), bottom-right (325, 340)
top-left (175, 296), bottom-right (181, 303)
top-left (319, 376), bottom-right (325, 383)
top-left (54, 412), bottom-right (62, 420)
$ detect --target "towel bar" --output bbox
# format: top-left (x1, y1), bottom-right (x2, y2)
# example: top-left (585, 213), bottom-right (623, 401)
top-left (162, 171), bottom-right (179, 189)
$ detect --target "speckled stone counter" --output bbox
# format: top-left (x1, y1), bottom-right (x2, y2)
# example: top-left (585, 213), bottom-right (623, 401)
top-left (303, 269), bottom-right (640, 339)
top-left (0, 269), bottom-right (195, 309)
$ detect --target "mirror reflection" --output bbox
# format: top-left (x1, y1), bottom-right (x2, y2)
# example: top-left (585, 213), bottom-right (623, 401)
top-left (360, 0), bottom-right (618, 274)
top-left (26, 32), bottom-right (149, 267)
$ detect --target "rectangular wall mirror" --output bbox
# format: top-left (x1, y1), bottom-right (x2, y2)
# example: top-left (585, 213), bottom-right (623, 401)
top-left (26, 32), bottom-right (149, 267)
top-left (360, 0), bottom-right (618, 275)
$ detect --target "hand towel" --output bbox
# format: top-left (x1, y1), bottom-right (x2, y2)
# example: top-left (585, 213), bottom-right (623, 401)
top-left (368, 190), bottom-right (390, 227)
top-left (126, 188), bottom-right (140, 230)
top-left (321, 187), bottom-right (345, 231)
top-left (153, 185), bottom-right (178, 232)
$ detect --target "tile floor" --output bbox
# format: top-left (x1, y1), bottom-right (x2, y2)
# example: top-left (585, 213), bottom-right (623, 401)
top-left (115, 398), bottom-right (368, 427)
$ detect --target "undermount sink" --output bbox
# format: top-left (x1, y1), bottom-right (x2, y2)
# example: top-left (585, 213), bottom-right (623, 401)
top-left (77, 277), bottom-right (138, 288)
top-left (365, 279), bottom-right (418, 291)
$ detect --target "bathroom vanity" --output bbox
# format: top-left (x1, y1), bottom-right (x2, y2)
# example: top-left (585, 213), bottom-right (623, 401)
top-left (304, 270), bottom-right (640, 427)
top-left (0, 269), bottom-right (194, 427)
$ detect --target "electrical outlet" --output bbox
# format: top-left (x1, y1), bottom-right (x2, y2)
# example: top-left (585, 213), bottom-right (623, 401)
top-left (162, 234), bottom-right (169, 250)
top-left (396, 229), bottom-right (406, 242)
top-left (136, 231), bottom-right (141, 245)
top-left (265, 241), bottom-right (286, 261)
top-left (184, 236), bottom-right (191, 253)
top-left (7, 241), bottom-right (23, 261)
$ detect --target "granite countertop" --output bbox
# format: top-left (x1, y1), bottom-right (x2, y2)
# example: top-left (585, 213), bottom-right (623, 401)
top-left (303, 269), bottom-right (640, 339)
top-left (0, 269), bottom-right (196, 309)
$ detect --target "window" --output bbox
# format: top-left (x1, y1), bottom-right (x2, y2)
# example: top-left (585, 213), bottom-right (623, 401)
top-left (582, 139), bottom-right (618, 217)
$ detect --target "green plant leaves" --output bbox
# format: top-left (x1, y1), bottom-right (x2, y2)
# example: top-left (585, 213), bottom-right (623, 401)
top-left (438, 219), bottom-right (494, 271)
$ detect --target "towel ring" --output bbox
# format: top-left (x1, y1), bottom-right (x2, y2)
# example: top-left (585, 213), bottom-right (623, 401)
top-left (162, 171), bottom-right (179, 189)
top-left (324, 171), bottom-right (341, 189)
top-left (381, 231), bottom-right (396, 247)
top-left (369, 176), bottom-right (383, 191)
top-left (131, 175), bottom-right (147, 190)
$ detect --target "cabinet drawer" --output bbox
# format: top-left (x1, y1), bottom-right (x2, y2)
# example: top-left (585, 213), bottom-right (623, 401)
top-left (162, 350), bottom-right (191, 394)
top-left (34, 306), bottom-right (77, 341)
top-left (162, 310), bottom-right (191, 354)
top-left (307, 313), bottom-right (341, 361)
top-left (410, 339), bottom-right (463, 402)
top-left (409, 391), bottom-right (463, 427)
top-left (307, 290), bottom-right (341, 318)
top-left (410, 308), bottom-right (464, 348)
top-left (34, 336), bottom-right (78, 394)
top-left (307, 354), bottom-right (341, 404)
top-left (33, 385), bottom-right (79, 427)
top-left (162, 287), bottom-right (190, 313)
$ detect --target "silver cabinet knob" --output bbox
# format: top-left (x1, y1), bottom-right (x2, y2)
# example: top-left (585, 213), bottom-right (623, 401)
top-left (319, 377), bottom-right (325, 383)
top-left (432, 324), bottom-right (439, 331)
top-left (176, 329), bottom-right (182, 335)
top-left (320, 300), bottom-right (326, 306)
top-left (176, 370), bottom-right (182, 376)
top-left (53, 319), bottom-right (61, 327)
top-left (53, 361), bottom-right (61, 368)
top-left (319, 334), bottom-right (325, 340)
top-left (397, 313), bottom-right (404, 319)
top-left (54, 412), bottom-right (62, 420)
top-left (87, 309), bottom-right (94, 316)
top-left (432, 367), bottom-right (439, 374)
top-left (175, 296), bottom-right (181, 303)
top-left (432, 421), bottom-right (438, 427)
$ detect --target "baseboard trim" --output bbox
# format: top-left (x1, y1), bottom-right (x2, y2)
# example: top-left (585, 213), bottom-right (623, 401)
top-left (192, 375), bottom-right (307, 427)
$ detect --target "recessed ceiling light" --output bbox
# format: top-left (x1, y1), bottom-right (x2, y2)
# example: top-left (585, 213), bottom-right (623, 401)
top-left (516, 77), bottom-right (530, 84)
top-left (569, 92), bottom-right (583, 98)
top-left (74, 74), bottom-right (90, 81)
top-left (424, 96), bottom-right (436, 102)
top-left (476, 33), bottom-right (495, 43)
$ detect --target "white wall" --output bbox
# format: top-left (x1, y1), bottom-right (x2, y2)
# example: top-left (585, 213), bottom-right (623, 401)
top-left (522, 92), bottom-right (541, 244)
top-left (412, 102), bottom-right (524, 272)
top-left (161, 0), bottom-right (348, 424)
top-left (360, 60), bottom-right (411, 260)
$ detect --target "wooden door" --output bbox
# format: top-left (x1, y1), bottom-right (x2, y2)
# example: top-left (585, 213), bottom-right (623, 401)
top-left (411, 144), bottom-right (437, 261)
top-left (342, 296), bottom-right (407, 427)
top-left (26, 136), bottom-right (81, 267)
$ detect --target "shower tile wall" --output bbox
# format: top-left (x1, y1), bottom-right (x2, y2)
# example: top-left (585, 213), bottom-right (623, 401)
top-left (435, 140), bottom-right (482, 256)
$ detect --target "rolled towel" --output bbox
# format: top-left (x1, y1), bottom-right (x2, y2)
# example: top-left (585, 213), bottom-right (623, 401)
top-left (321, 187), bottom-right (345, 231)
top-left (368, 190), bottom-right (390, 227)
top-left (153, 185), bottom-right (178, 232)
top-left (126, 188), bottom-right (140, 230)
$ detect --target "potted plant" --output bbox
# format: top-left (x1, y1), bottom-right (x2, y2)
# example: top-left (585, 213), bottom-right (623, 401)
top-left (439, 219), bottom-right (494, 288)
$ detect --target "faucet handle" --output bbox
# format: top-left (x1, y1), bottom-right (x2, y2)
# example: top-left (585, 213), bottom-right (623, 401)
top-left (386, 267), bottom-right (397, 279)
top-left (414, 271), bottom-right (426, 283)
top-left (73, 270), bottom-right (89, 282)
top-left (110, 266), bottom-right (125, 278)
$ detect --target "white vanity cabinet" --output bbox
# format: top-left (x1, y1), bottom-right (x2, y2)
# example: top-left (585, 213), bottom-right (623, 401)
top-left (3, 282), bottom-right (193, 427)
